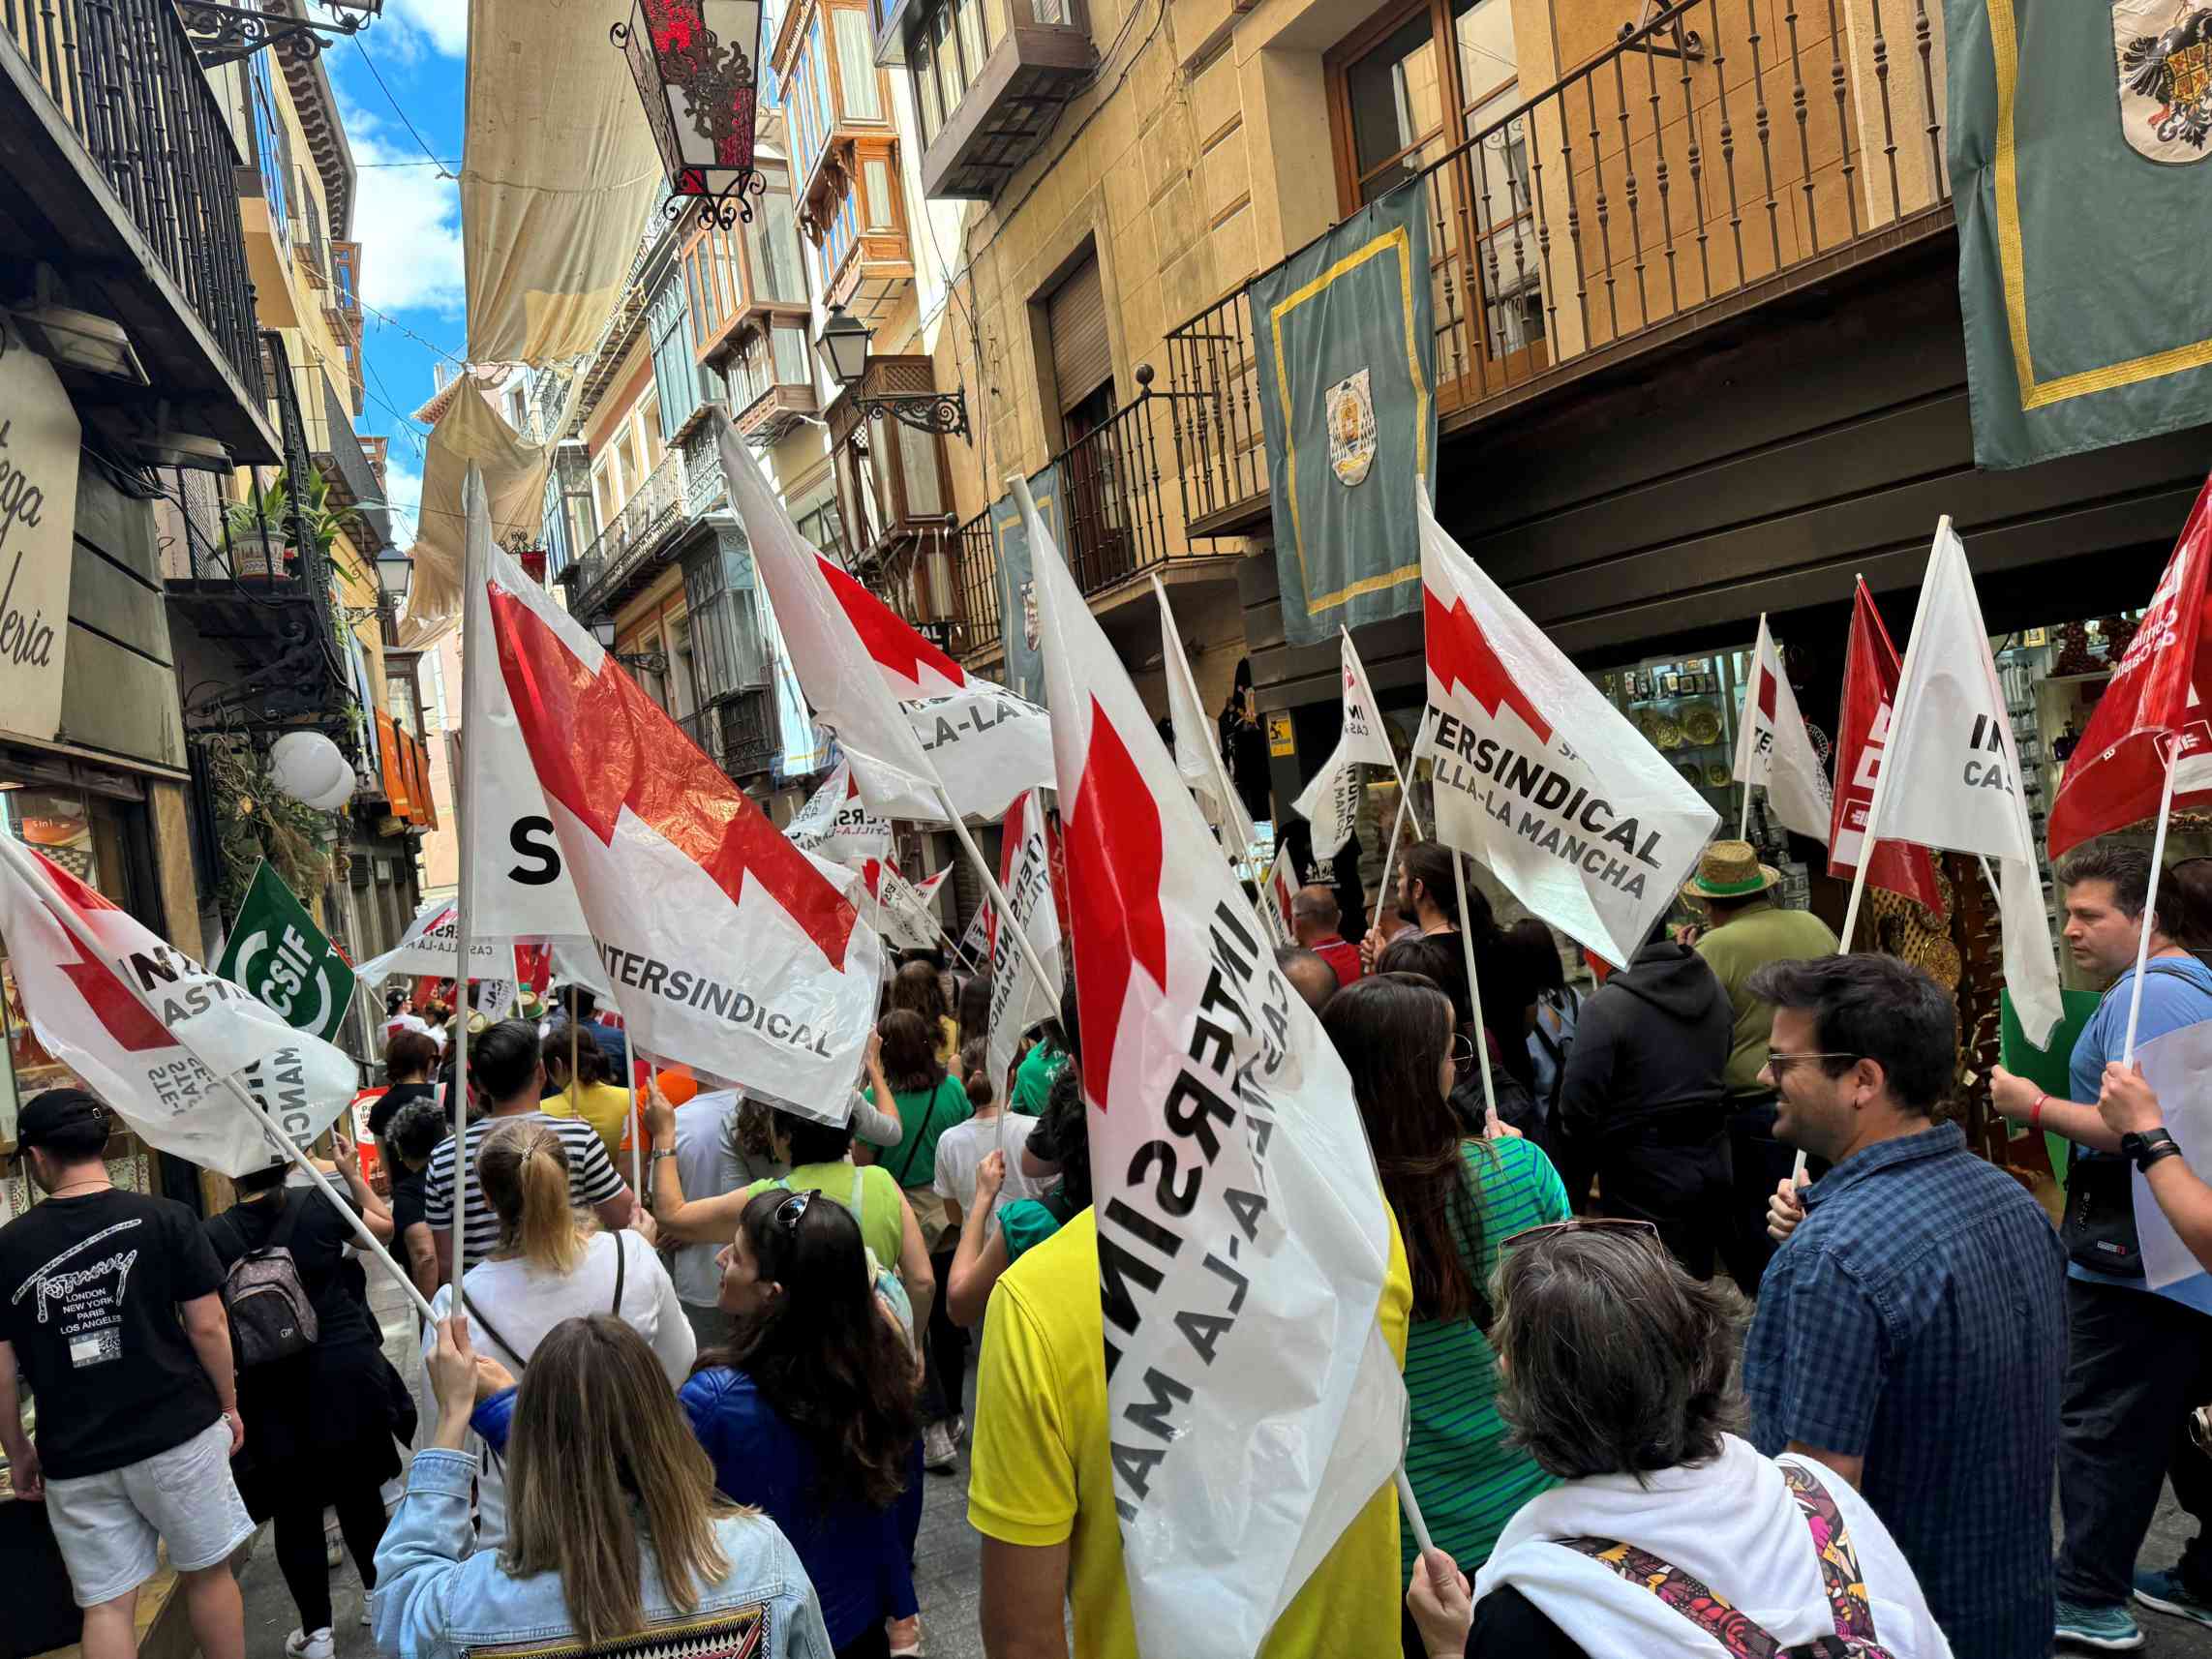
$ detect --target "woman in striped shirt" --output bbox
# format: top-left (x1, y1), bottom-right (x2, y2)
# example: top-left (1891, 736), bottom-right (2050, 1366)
top-left (1320, 972), bottom-right (1571, 1659)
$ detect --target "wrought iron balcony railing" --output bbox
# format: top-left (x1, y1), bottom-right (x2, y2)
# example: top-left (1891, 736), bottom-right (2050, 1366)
top-left (3, 0), bottom-right (265, 404)
top-left (1164, 0), bottom-right (1952, 530)
top-left (569, 446), bottom-right (691, 621)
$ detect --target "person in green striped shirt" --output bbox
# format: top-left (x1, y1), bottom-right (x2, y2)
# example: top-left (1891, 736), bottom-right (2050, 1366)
top-left (1322, 971), bottom-right (1570, 1648)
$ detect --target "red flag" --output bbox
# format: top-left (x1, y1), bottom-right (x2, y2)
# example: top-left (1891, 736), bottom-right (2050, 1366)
top-left (1829, 580), bottom-right (1947, 917)
top-left (2048, 474), bottom-right (2212, 859)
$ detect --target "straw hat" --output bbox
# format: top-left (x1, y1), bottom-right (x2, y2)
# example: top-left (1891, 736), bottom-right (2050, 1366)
top-left (1682, 838), bottom-right (1781, 903)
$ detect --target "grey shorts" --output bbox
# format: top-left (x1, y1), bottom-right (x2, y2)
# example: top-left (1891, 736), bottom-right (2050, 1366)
top-left (45, 1419), bottom-right (255, 1606)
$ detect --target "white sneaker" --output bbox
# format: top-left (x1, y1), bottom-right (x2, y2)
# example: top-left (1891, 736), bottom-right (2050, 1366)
top-left (923, 1421), bottom-right (957, 1473)
top-left (287, 1629), bottom-right (335, 1659)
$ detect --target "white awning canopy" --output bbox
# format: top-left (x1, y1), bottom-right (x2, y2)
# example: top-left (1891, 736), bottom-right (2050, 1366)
top-left (460, 0), bottom-right (665, 364)
top-left (391, 389), bottom-right (549, 649)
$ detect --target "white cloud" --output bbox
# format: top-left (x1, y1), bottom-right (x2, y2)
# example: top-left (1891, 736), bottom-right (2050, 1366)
top-left (372, 0), bottom-right (468, 62)
top-left (377, 448), bottom-right (425, 549)
top-left (342, 101), bottom-right (465, 317)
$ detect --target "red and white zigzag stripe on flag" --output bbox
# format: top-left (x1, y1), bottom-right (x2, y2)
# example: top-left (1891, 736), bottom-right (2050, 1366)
top-left (1415, 488), bottom-right (1716, 966)
top-left (474, 512), bottom-right (884, 1123)
top-left (722, 416), bottom-right (1052, 823)
top-left (0, 837), bottom-right (357, 1175)
top-left (1020, 475), bottom-right (1405, 1659)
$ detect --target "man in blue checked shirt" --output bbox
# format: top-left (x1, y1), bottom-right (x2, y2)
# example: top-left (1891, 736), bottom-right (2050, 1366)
top-left (1744, 952), bottom-right (2064, 1659)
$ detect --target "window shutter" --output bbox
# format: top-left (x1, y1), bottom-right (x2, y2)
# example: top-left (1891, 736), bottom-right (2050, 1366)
top-left (1046, 256), bottom-right (1109, 415)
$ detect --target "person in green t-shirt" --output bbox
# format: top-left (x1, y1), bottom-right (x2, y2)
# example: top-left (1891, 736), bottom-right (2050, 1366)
top-left (1009, 1034), bottom-right (1071, 1117)
top-left (1321, 970), bottom-right (1568, 1586)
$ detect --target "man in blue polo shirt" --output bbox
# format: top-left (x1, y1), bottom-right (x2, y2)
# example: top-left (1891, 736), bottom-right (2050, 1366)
top-left (1990, 840), bottom-right (2212, 1649)
top-left (1743, 952), bottom-right (2065, 1659)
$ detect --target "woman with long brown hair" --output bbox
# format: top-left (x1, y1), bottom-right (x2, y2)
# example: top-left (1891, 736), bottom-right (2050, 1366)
top-left (680, 1191), bottom-right (922, 1659)
top-left (1320, 972), bottom-right (1571, 1657)
top-left (430, 1118), bottom-right (693, 1546)
top-left (886, 959), bottom-right (958, 1068)
top-left (379, 1315), bottom-right (833, 1659)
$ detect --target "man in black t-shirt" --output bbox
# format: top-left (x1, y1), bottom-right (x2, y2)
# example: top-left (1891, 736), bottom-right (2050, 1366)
top-left (0, 1090), bottom-right (251, 1659)
top-left (381, 1095), bottom-right (448, 1302)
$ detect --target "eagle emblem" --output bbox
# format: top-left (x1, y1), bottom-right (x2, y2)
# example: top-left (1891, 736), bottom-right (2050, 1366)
top-left (2117, 0), bottom-right (2212, 162)
top-left (1325, 369), bottom-right (1378, 488)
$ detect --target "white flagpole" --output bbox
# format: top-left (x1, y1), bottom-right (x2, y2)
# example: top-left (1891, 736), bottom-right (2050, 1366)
top-left (1342, 627), bottom-right (1426, 841)
top-left (2122, 737), bottom-right (2182, 1063)
top-left (1373, 792), bottom-right (1412, 943)
top-left (449, 483), bottom-right (484, 1282)
top-left (1739, 785), bottom-right (1755, 843)
top-left (1449, 853), bottom-right (1501, 1127)
top-left (1152, 575), bottom-right (1257, 869)
top-left (1394, 1466), bottom-right (1436, 1557)
top-left (633, 1060), bottom-right (650, 1198)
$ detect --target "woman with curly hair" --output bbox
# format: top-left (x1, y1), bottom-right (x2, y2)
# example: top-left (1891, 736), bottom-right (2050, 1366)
top-left (1320, 972), bottom-right (1570, 1658)
top-left (680, 1190), bottom-right (922, 1659)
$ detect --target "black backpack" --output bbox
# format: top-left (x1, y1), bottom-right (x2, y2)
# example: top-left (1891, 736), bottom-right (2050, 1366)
top-left (217, 1194), bottom-right (320, 1368)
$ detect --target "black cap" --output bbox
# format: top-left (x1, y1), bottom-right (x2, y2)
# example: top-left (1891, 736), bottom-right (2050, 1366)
top-left (16, 1088), bottom-right (109, 1150)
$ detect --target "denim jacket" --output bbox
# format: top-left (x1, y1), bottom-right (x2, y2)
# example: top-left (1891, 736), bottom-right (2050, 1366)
top-left (372, 1446), bottom-right (834, 1659)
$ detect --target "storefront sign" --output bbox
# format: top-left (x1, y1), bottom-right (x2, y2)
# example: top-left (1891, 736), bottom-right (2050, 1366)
top-left (0, 321), bottom-right (78, 742)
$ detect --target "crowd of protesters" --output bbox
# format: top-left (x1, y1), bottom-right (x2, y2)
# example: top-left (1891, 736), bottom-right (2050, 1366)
top-left (18, 830), bottom-right (2212, 1659)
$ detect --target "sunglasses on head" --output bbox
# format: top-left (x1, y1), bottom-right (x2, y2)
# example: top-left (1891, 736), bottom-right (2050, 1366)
top-left (1502, 1217), bottom-right (1663, 1252)
top-left (774, 1190), bottom-right (814, 1233)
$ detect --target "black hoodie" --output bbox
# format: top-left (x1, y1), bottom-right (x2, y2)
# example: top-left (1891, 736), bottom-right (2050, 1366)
top-left (1558, 941), bottom-right (1733, 1149)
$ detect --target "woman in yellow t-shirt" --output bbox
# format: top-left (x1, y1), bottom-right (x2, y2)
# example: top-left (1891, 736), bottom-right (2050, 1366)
top-left (540, 1025), bottom-right (633, 1166)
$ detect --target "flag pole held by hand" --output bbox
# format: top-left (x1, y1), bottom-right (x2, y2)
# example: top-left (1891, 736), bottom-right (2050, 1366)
top-left (2122, 736), bottom-right (2182, 1064)
top-left (1449, 853), bottom-right (1500, 1127)
top-left (1394, 1463), bottom-right (1436, 1558)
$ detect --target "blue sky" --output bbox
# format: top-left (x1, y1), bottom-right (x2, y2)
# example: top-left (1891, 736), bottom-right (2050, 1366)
top-left (325, 0), bottom-right (473, 550)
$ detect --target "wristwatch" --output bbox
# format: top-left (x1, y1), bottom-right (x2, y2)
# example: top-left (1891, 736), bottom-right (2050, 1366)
top-left (2122, 1128), bottom-right (2184, 1172)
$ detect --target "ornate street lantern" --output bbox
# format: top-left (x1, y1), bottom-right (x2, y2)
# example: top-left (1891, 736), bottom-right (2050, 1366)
top-left (614, 0), bottom-right (768, 229)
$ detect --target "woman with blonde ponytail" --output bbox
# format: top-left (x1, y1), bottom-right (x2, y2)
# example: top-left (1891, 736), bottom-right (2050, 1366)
top-left (426, 1119), bottom-right (694, 1548)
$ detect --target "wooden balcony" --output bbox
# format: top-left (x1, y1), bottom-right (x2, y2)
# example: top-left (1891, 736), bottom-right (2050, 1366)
top-left (906, 0), bottom-right (1092, 200)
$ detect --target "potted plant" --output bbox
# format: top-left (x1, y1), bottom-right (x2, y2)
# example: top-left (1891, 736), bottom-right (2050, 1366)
top-left (224, 468), bottom-right (366, 585)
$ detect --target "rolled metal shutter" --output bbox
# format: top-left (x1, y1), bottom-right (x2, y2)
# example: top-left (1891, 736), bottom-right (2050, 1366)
top-left (1046, 256), bottom-right (1110, 413)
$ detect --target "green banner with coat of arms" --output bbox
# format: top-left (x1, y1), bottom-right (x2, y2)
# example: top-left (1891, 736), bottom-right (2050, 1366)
top-left (1949, 0), bottom-right (2212, 468)
top-left (1247, 181), bottom-right (1437, 648)
top-left (214, 860), bottom-right (355, 1042)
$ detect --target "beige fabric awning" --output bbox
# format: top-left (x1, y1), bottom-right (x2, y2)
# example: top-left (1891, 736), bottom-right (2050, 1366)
top-left (392, 390), bottom-right (549, 650)
top-left (461, 0), bottom-right (665, 364)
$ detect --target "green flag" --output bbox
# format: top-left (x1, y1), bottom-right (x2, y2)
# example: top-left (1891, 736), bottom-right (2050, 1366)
top-left (215, 861), bottom-right (356, 1042)
top-left (1248, 180), bottom-right (1437, 647)
top-left (1950, 0), bottom-right (2212, 468)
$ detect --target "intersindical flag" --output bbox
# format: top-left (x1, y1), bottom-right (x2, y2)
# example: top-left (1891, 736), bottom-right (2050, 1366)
top-left (1730, 615), bottom-right (1833, 845)
top-left (1292, 627), bottom-right (1398, 860)
top-left (1415, 490), bottom-right (1715, 967)
top-left (724, 413), bottom-right (1051, 824)
top-left (985, 789), bottom-right (1064, 1096)
top-left (1829, 580), bottom-right (1947, 918)
top-left (478, 513), bottom-right (885, 1124)
top-left (2048, 471), bottom-right (2212, 859)
top-left (1872, 520), bottom-right (2062, 1045)
top-left (783, 757), bottom-right (894, 866)
top-left (1021, 475), bottom-right (1406, 1659)
top-left (0, 837), bottom-right (357, 1176)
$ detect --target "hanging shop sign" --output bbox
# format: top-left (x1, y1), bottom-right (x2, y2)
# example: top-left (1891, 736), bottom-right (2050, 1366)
top-left (0, 320), bottom-right (77, 743)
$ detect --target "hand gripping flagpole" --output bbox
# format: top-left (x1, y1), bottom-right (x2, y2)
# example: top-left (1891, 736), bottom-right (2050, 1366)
top-left (2122, 735), bottom-right (2183, 1064)
top-left (22, 868), bottom-right (439, 1326)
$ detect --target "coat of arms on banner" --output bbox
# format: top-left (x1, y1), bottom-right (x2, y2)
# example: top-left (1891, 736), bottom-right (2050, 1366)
top-left (2117, 0), bottom-right (2212, 161)
top-left (1326, 369), bottom-right (1378, 487)
top-left (1021, 578), bottom-right (1040, 649)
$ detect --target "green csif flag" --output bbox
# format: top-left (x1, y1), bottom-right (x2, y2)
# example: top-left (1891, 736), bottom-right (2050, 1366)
top-left (1949, 0), bottom-right (2212, 468)
top-left (215, 861), bottom-right (355, 1042)
top-left (1247, 179), bottom-right (1437, 647)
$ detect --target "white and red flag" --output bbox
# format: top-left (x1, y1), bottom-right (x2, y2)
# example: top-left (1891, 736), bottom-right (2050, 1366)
top-left (1265, 842), bottom-right (1300, 948)
top-left (476, 521), bottom-right (884, 1123)
top-left (1157, 577), bottom-right (1258, 862)
top-left (857, 860), bottom-right (942, 953)
top-left (1730, 615), bottom-right (1833, 844)
top-left (355, 897), bottom-right (512, 987)
top-left (725, 414), bottom-right (1050, 823)
top-left (2049, 472), bottom-right (2212, 859)
top-left (783, 757), bottom-right (894, 866)
top-left (1829, 580), bottom-right (1947, 917)
top-left (0, 836), bottom-right (357, 1175)
top-left (1870, 520), bottom-right (2062, 1045)
top-left (985, 788), bottom-right (1064, 1093)
top-left (1415, 491), bottom-right (1715, 966)
top-left (1021, 477), bottom-right (1405, 1659)
top-left (1292, 628), bottom-right (1397, 860)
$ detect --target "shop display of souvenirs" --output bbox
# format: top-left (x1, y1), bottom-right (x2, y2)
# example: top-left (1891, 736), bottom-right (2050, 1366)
top-left (1683, 705), bottom-right (1722, 746)
top-left (1705, 762), bottom-right (1731, 787)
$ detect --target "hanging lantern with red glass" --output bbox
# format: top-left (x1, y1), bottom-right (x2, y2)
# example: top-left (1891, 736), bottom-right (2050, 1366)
top-left (613, 0), bottom-right (767, 229)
